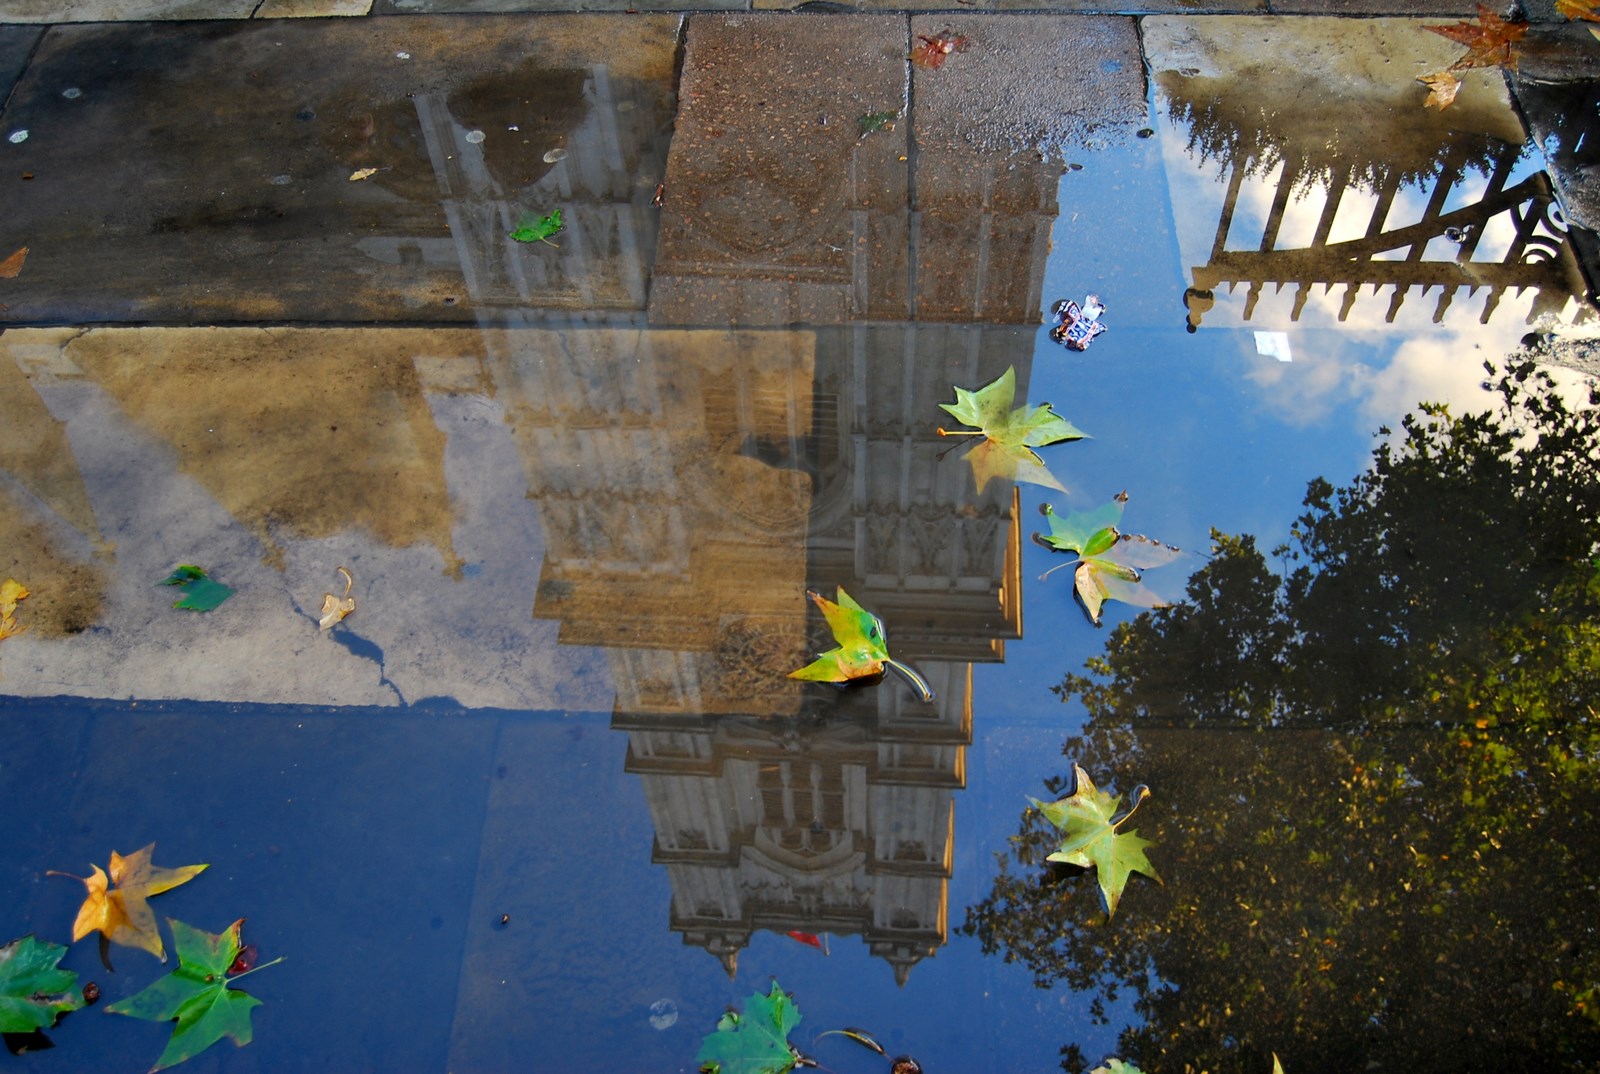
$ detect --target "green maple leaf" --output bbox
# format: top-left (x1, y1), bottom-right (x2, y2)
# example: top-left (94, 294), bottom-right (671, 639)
top-left (1033, 764), bottom-right (1160, 919)
top-left (1034, 493), bottom-right (1182, 625)
top-left (159, 565), bottom-right (234, 612)
top-left (788, 587), bottom-right (933, 702)
top-left (697, 981), bottom-right (804, 1074)
top-left (0, 935), bottom-right (86, 1033)
top-left (510, 208), bottom-right (563, 246)
top-left (106, 919), bottom-right (281, 1072)
top-left (938, 366), bottom-right (1085, 494)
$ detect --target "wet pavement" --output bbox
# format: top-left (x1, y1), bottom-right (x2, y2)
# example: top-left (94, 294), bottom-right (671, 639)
top-left (3, 3), bottom-right (1600, 1074)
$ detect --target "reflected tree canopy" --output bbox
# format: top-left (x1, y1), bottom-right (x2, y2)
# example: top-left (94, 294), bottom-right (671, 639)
top-left (963, 361), bottom-right (1600, 1073)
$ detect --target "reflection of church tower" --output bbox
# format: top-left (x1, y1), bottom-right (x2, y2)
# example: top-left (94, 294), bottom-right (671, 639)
top-left (1148, 18), bottom-right (1592, 329)
top-left (488, 323), bottom-right (1030, 981)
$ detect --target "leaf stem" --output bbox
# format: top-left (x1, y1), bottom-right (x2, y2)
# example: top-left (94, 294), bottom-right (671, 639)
top-left (935, 428), bottom-right (982, 437)
top-left (883, 658), bottom-right (935, 703)
top-left (1039, 559), bottom-right (1079, 581)
top-left (226, 955), bottom-right (286, 983)
top-left (1113, 785), bottom-right (1151, 829)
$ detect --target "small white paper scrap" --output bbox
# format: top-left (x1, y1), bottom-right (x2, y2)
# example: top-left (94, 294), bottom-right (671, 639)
top-left (1255, 331), bottom-right (1292, 362)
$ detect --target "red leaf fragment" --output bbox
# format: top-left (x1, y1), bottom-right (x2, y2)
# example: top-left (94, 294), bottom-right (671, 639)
top-left (910, 32), bottom-right (971, 70)
top-left (226, 943), bottom-right (258, 976)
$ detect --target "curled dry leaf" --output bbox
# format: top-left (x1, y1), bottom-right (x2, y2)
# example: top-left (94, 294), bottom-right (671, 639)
top-left (1419, 71), bottom-right (1462, 109)
top-left (348, 167), bottom-right (379, 181)
top-left (319, 566), bottom-right (356, 630)
top-left (0, 247), bottom-right (26, 279)
top-left (1, 578), bottom-right (27, 643)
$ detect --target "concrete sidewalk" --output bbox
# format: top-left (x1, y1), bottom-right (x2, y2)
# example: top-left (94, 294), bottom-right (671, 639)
top-left (2, 7), bottom-right (1596, 327)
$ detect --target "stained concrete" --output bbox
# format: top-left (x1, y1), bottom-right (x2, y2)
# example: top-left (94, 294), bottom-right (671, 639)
top-left (0, 15), bottom-right (679, 324)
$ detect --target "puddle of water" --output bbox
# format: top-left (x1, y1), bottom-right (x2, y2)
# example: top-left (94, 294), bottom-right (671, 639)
top-left (3, 14), bottom-right (1599, 1074)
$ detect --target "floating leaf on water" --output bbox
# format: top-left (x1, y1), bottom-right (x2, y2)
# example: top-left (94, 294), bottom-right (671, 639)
top-left (1557, 0), bottom-right (1600, 18)
top-left (107, 918), bottom-right (282, 1073)
top-left (50, 844), bottom-right (208, 961)
top-left (789, 587), bottom-right (933, 702)
top-left (160, 565), bottom-right (234, 612)
top-left (1425, 4), bottom-right (1527, 69)
top-left (542, 147), bottom-right (568, 164)
top-left (696, 980), bottom-right (804, 1074)
top-left (318, 566), bottom-right (356, 630)
top-left (510, 208), bottom-right (563, 247)
top-left (938, 366), bottom-right (1085, 494)
top-left (1033, 763), bottom-right (1160, 919)
top-left (0, 247), bottom-right (26, 279)
top-left (0, 935), bottom-right (87, 1034)
top-left (1418, 70), bottom-right (1461, 110)
top-left (1034, 494), bottom-right (1181, 625)
top-left (348, 167), bottom-right (378, 181)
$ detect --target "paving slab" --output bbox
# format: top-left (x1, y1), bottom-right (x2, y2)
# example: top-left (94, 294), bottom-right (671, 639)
top-left (0, 0), bottom-right (255, 21)
top-left (0, 15), bottom-right (678, 325)
top-left (256, 0), bottom-right (375, 15)
top-left (0, 325), bottom-right (613, 711)
top-left (649, 14), bottom-right (911, 325)
top-left (1268, 0), bottom-right (1479, 13)
top-left (0, 27), bottom-right (40, 103)
top-left (650, 13), bottom-right (1148, 326)
top-left (1144, 16), bottom-right (1525, 181)
top-left (911, 14), bottom-right (1144, 321)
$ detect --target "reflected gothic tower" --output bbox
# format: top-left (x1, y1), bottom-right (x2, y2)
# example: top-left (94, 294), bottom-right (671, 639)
top-left (487, 323), bottom-right (1030, 982)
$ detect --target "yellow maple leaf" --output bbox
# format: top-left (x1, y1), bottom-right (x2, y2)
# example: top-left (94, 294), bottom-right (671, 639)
top-left (1419, 70), bottom-right (1463, 109)
top-left (55, 844), bottom-right (208, 961)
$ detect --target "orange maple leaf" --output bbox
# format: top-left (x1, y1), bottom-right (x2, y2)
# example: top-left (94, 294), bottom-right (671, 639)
top-left (1426, 4), bottom-right (1527, 69)
top-left (54, 844), bottom-right (208, 961)
top-left (0, 247), bottom-right (26, 279)
top-left (1556, 0), bottom-right (1600, 19)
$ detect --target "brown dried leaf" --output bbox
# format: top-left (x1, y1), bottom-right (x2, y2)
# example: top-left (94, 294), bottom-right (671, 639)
top-left (1419, 70), bottom-right (1462, 109)
top-left (1556, 0), bottom-right (1600, 21)
top-left (1426, 4), bottom-right (1527, 69)
top-left (910, 32), bottom-right (970, 70)
top-left (0, 247), bottom-right (27, 279)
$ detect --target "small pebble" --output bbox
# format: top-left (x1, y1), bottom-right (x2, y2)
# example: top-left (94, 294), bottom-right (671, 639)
top-left (543, 148), bottom-right (568, 163)
top-left (7, 130), bottom-right (28, 144)
top-left (465, 130), bottom-right (486, 144)
top-left (62, 87), bottom-right (82, 99)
